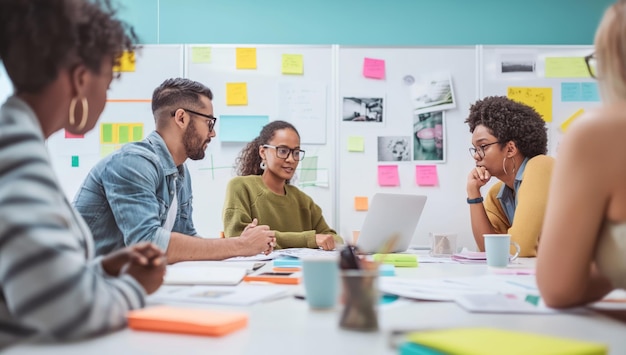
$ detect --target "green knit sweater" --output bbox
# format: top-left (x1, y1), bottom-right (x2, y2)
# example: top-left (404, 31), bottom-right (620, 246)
top-left (222, 175), bottom-right (343, 249)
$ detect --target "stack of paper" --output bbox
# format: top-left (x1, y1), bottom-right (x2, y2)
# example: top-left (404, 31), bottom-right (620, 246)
top-left (164, 266), bottom-right (247, 286)
top-left (149, 284), bottom-right (290, 306)
top-left (451, 250), bottom-right (486, 264)
top-left (400, 327), bottom-right (607, 355)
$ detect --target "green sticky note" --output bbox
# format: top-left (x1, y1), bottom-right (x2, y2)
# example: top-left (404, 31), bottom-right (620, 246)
top-left (102, 124), bottom-right (113, 143)
top-left (282, 54), bottom-right (304, 75)
top-left (132, 125), bottom-right (143, 142)
top-left (71, 155), bottom-right (79, 167)
top-left (192, 46), bottom-right (211, 63)
top-left (545, 57), bottom-right (590, 78)
top-left (118, 125), bottom-right (129, 143)
top-left (299, 156), bottom-right (317, 183)
top-left (100, 145), bottom-right (116, 158)
top-left (347, 136), bottom-right (365, 152)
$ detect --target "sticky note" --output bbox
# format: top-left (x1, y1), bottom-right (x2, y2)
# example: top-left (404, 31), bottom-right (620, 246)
top-left (219, 115), bottom-right (269, 142)
top-left (132, 125), bottom-right (143, 142)
top-left (581, 82), bottom-right (600, 102)
top-left (561, 82), bottom-right (582, 102)
top-left (101, 123), bottom-right (113, 143)
top-left (100, 145), bottom-right (117, 158)
top-left (118, 125), bottom-right (129, 143)
top-left (545, 57), bottom-right (590, 78)
top-left (347, 136), bottom-right (365, 152)
top-left (226, 83), bottom-right (248, 106)
top-left (507, 87), bottom-right (553, 122)
top-left (299, 156), bottom-right (317, 183)
top-left (363, 58), bottom-right (385, 79)
top-left (236, 48), bottom-right (257, 69)
top-left (113, 51), bottom-right (135, 72)
top-left (415, 165), bottom-right (438, 186)
top-left (191, 47), bottom-right (212, 63)
top-left (71, 155), bottom-right (79, 167)
top-left (65, 130), bottom-right (84, 139)
top-left (282, 54), bottom-right (304, 75)
top-left (560, 108), bottom-right (585, 133)
top-left (378, 165), bottom-right (400, 186)
top-left (354, 196), bottom-right (369, 211)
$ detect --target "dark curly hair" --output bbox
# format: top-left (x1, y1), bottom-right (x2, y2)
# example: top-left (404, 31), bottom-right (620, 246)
top-left (465, 96), bottom-right (547, 158)
top-left (0, 0), bottom-right (138, 94)
top-left (235, 120), bottom-right (300, 182)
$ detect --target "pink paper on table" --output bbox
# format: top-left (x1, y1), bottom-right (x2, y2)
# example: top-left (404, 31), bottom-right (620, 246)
top-left (415, 165), bottom-right (438, 186)
top-left (378, 165), bottom-right (399, 186)
top-left (363, 58), bottom-right (385, 79)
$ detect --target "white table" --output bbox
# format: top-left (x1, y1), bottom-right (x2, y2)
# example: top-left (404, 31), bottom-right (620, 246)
top-left (6, 260), bottom-right (626, 355)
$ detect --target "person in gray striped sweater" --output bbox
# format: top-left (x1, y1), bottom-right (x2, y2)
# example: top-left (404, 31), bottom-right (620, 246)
top-left (0, 0), bottom-right (166, 349)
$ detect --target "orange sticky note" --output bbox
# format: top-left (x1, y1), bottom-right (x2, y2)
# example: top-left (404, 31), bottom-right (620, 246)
top-left (363, 57), bottom-right (385, 79)
top-left (416, 165), bottom-right (438, 186)
top-left (378, 165), bottom-right (400, 186)
top-left (354, 196), bottom-right (369, 211)
top-left (127, 306), bottom-right (248, 337)
top-left (226, 83), bottom-right (248, 106)
top-left (113, 51), bottom-right (135, 72)
top-left (236, 48), bottom-right (257, 69)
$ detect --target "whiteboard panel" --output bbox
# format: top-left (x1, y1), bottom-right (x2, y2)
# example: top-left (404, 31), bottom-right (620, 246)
top-left (337, 47), bottom-right (478, 249)
top-left (185, 45), bottom-right (335, 239)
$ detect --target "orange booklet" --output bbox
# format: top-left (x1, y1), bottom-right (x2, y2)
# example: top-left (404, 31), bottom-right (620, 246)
top-left (127, 306), bottom-right (248, 337)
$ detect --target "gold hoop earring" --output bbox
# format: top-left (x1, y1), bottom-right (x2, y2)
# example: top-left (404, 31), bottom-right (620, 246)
top-left (502, 156), bottom-right (516, 175)
top-left (69, 97), bottom-right (89, 131)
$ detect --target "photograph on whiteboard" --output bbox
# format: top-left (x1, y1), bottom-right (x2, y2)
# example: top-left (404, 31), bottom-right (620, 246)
top-left (409, 72), bottom-right (456, 114)
top-left (413, 111), bottom-right (445, 162)
top-left (377, 136), bottom-right (411, 162)
top-left (499, 53), bottom-right (536, 76)
top-left (342, 97), bottom-right (384, 122)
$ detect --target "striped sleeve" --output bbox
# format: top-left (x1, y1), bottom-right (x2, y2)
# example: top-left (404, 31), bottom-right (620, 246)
top-left (0, 107), bottom-right (146, 343)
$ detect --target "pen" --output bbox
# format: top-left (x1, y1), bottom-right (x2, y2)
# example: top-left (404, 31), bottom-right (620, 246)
top-left (294, 295), bottom-right (306, 300)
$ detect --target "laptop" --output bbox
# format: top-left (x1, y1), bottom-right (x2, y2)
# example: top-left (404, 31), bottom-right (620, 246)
top-left (355, 193), bottom-right (427, 254)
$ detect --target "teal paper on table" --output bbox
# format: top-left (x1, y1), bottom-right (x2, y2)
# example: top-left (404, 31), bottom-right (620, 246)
top-left (581, 82), bottom-right (600, 102)
top-left (561, 82), bottom-right (581, 102)
top-left (378, 165), bottom-right (399, 186)
top-left (219, 115), bottom-right (269, 142)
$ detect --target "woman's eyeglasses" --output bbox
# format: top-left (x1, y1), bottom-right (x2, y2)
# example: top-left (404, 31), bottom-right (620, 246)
top-left (585, 52), bottom-right (597, 79)
top-left (263, 144), bottom-right (305, 161)
top-left (469, 141), bottom-right (500, 158)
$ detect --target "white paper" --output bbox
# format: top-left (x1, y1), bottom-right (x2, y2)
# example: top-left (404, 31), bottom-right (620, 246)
top-left (455, 293), bottom-right (558, 314)
top-left (409, 72), bottom-right (456, 114)
top-left (278, 82), bottom-right (327, 144)
top-left (164, 266), bottom-right (247, 286)
top-left (149, 284), bottom-right (290, 306)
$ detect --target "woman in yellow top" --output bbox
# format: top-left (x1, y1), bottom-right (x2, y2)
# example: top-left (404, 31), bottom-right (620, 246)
top-left (538, 0), bottom-right (626, 308)
top-left (223, 120), bottom-right (342, 250)
top-left (466, 96), bottom-right (554, 257)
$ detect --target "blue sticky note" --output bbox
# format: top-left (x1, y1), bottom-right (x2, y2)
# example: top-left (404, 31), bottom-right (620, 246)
top-left (561, 82), bottom-right (581, 102)
top-left (581, 82), bottom-right (600, 102)
top-left (218, 115), bottom-right (269, 142)
top-left (273, 257), bottom-right (302, 267)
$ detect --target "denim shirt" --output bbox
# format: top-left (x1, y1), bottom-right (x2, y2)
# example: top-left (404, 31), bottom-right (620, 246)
top-left (73, 131), bottom-right (196, 255)
top-left (496, 157), bottom-right (529, 225)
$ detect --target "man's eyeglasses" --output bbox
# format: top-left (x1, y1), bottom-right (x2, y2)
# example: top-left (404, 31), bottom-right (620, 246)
top-left (263, 144), bottom-right (306, 161)
top-left (172, 108), bottom-right (217, 132)
top-left (469, 141), bottom-right (500, 158)
top-left (585, 53), bottom-right (597, 79)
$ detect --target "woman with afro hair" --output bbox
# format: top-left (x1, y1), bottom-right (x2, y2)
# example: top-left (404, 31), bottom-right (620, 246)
top-left (466, 96), bottom-right (554, 257)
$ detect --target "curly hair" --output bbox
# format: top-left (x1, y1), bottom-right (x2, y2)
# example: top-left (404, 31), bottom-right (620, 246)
top-left (0, 0), bottom-right (138, 94)
top-left (235, 120), bottom-right (300, 181)
top-left (465, 96), bottom-right (547, 158)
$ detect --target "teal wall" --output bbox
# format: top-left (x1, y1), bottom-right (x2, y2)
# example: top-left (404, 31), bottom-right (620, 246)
top-left (117, 0), bottom-right (613, 45)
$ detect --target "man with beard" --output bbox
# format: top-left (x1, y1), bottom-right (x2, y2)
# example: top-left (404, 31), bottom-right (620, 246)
top-left (73, 78), bottom-right (276, 263)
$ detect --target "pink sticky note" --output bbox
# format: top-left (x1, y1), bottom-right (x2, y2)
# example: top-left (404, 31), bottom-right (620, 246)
top-left (65, 130), bottom-right (84, 139)
top-left (416, 165), bottom-right (438, 186)
top-left (363, 58), bottom-right (385, 79)
top-left (378, 165), bottom-right (399, 186)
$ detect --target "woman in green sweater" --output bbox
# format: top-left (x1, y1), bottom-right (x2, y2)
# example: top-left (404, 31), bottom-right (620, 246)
top-left (223, 121), bottom-right (342, 250)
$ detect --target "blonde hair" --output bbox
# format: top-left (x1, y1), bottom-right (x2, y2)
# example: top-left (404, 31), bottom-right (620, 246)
top-left (595, 0), bottom-right (626, 103)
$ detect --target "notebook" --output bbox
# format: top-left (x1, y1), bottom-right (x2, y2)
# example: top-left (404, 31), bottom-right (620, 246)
top-left (356, 193), bottom-right (427, 253)
top-left (127, 306), bottom-right (248, 337)
top-left (164, 266), bottom-right (247, 286)
top-left (404, 327), bottom-right (607, 355)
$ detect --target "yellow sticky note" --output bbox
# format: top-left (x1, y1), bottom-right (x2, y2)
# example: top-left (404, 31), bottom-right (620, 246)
top-left (282, 54), bottom-right (304, 75)
top-left (236, 48), bottom-right (257, 69)
top-left (347, 136), bottom-right (365, 152)
top-left (507, 87), bottom-right (553, 122)
top-left (560, 108), bottom-right (585, 133)
top-left (545, 57), bottom-right (590, 78)
top-left (191, 47), bottom-right (211, 63)
top-left (226, 83), bottom-right (248, 106)
top-left (113, 51), bottom-right (135, 72)
top-left (354, 197), bottom-right (369, 211)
